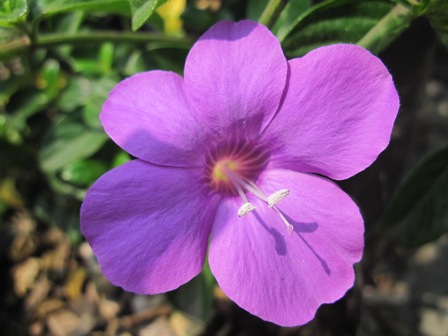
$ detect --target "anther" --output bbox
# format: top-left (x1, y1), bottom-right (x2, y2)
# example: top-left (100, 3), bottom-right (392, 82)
top-left (238, 202), bottom-right (256, 217)
top-left (267, 189), bottom-right (289, 207)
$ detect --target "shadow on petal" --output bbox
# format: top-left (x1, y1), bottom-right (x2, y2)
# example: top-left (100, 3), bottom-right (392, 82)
top-left (296, 230), bottom-right (331, 276)
top-left (253, 211), bottom-right (287, 256)
top-left (284, 212), bottom-right (331, 275)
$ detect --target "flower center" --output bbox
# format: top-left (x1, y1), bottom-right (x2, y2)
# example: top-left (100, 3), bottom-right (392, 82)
top-left (205, 141), bottom-right (294, 234)
top-left (205, 140), bottom-right (268, 194)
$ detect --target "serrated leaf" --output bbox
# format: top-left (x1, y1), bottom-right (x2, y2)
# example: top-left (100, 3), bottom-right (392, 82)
top-left (0, 0), bottom-right (28, 26)
top-left (39, 115), bottom-right (108, 173)
top-left (379, 146), bottom-right (448, 247)
top-left (281, 0), bottom-right (394, 57)
top-left (129, 0), bottom-right (168, 31)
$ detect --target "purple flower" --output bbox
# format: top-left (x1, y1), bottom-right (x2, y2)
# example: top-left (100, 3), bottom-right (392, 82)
top-left (80, 20), bottom-right (399, 326)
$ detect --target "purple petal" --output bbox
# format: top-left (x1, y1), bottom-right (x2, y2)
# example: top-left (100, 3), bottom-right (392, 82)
top-left (263, 44), bottom-right (399, 180)
top-left (184, 20), bottom-right (287, 137)
top-left (101, 71), bottom-right (209, 167)
top-left (209, 169), bottom-right (363, 326)
top-left (80, 160), bottom-right (220, 294)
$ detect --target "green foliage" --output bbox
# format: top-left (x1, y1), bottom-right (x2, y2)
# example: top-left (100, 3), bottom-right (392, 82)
top-left (39, 115), bottom-right (108, 173)
top-left (424, 0), bottom-right (448, 51)
top-left (380, 147), bottom-right (448, 247)
top-left (281, 0), bottom-right (398, 57)
top-left (0, 0), bottom-right (28, 26)
top-left (170, 260), bottom-right (216, 321)
top-left (128, 0), bottom-right (167, 31)
top-left (32, 0), bottom-right (130, 21)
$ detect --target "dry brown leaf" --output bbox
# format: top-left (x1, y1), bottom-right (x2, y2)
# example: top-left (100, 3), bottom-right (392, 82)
top-left (11, 257), bottom-right (40, 297)
top-left (41, 242), bottom-right (70, 273)
top-left (138, 317), bottom-right (177, 336)
top-left (46, 309), bottom-right (81, 336)
top-left (65, 267), bottom-right (87, 300)
top-left (169, 311), bottom-right (204, 336)
top-left (36, 299), bottom-right (65, 318)
top-left (8, 211), bottom-right (37, 261)
top-left (25, 275), bottom-right (51, 312)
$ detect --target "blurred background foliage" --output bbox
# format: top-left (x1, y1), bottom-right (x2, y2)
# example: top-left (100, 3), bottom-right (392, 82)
top-left (0, 0), bottom-right (448, 335)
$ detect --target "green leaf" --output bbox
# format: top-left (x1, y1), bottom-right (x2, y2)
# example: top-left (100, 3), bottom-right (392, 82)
top-left (129, 0), bottom-right (167, 31)
top-left (37, 59), bottom-right (61, 100)
top-left (53, 12), bottom-right (85, 58)
top-left (8, 91), bottom-right (50, 131)
top-left (83, 76), bottom-right (118, 128)
top-left (273, 0), bottom-right (311, 40)
top-left (357, 3), bottom-right (414, 54)
top-left (111, 151), bottom-right (131, 167)
top-left (32, 0), bottom-right (131, 21)
top-left (247, 0), bottom-right (269, 21)
top-left (281, 0), bottom-right (394, 57)
top-left (57, 76), bottom-right (92, 112)
top-left (99, 42), bottom-right (114, 75)
top-left (424, 0), bottom-right (448, 51)
top-left (0, 0), bottom-right (28, 26)
top-left (59, 159), bottom-right (108, 187)
top-left (39, 115), bottom-right (108, 173)
top-left (57, 74), bottom-right (118, 128)
top-left (379, 146), bottom-right (448, 247)
top-left (170, 261), bottom-right (216, 321)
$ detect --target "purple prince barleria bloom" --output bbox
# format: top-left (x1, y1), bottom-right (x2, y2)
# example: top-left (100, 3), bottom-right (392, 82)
top-left (80, 20), bottom-right (399, 326)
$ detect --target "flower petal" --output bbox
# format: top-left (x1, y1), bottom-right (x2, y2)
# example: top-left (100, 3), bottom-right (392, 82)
top-left (101, 71), bottom-right (209, 167)
top-left (184, 20), bottom-right (287, 137)
top-left (209, 169), bottom-right (363, 326)
top-left (80, 160), bottom-right (220, 294)
top-left (263, 44), bottom-right (399, 180)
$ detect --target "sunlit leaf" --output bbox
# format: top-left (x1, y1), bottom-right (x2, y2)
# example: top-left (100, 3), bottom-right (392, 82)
top-left (379, 146), bottom-right (448, 246)
top-left (36, 59), bottom-right (62, 100)
top-left (60, 159), bottom-right (108, 187)
top-left (111, 151), bottom-right (131, 167)
top-left (32, 0), bottom-right (130, 21)
top-left (0, 0), bottom-right (28, 26)
top-left (129, 0), bottom-right (168, 31)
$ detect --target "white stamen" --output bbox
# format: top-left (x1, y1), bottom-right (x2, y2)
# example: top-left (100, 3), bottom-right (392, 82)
top-left (267, 189), bottom-right (289, 207)
top-left (272, 206), bottom-right (294, 235)
top-left (238, 202), bottom-right (256, 217)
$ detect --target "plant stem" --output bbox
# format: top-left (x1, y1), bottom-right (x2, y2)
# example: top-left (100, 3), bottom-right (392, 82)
top-left (0, 31), bottom-right (192, 61)
top-left (258, 0), bottom-right (289, 29)
top-left (357, 3), bottom-right (414, 54)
